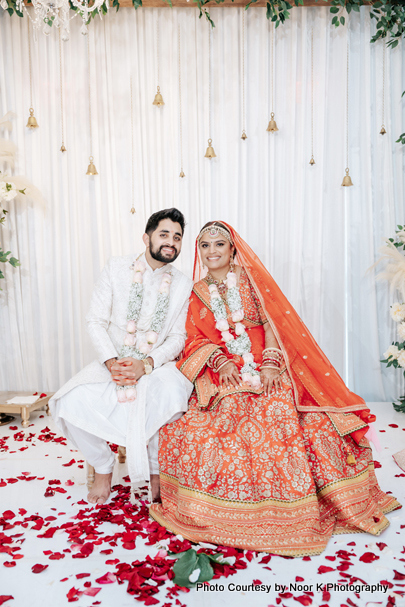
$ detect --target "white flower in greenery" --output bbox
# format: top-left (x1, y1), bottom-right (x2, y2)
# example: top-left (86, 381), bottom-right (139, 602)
top-left (0, 181), bottom-right (18, 202)
top-left (189, 568), bottom-right (201, 583)
top-left (398, 351), bottom-right (405, 368)
top-left (384, 345), bottom-right (399, 360)
top-left (390, 303), bottom-right (405, 323)
top-left (398, 322), bottom-right (405, 342)
top-left (397, 229), bottom-right (405, 244)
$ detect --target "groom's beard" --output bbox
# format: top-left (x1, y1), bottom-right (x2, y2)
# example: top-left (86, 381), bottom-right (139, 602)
top-left (149, 243), bottom-right (180, 264)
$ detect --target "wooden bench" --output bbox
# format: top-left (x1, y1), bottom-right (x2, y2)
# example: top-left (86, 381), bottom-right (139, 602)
top-left (0, 391), bottom-right (54, 428)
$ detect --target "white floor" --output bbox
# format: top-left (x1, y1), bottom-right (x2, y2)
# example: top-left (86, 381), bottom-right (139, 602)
top-left (0, 402), bottom-right (404, 607)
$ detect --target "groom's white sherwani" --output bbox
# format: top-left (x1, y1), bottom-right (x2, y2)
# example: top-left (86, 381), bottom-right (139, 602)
top-left (50, 253), bottom-right (193, 484)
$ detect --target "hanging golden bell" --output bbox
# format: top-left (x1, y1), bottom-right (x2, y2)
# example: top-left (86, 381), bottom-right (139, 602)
top-left (26, 107), bottom-right (39, 129)
top-left (153, 86), bottom-right (164, 107)
top-left (205, 139), bottom-right (216, 159)
top-left (86, 156), bottom-right (98, 176)
top-left (341, 167), bottom-right (353, 187)
top-left (380, 125), bottom-right (387, 135)
top-left (241, 131), bottom-right (247, 140)
top-left (179, 170), bottom-right (185, 178)
top-left (60, 144), bottom-right (67, 153)
top-left (130, 206), bottom-right (136, 214)
top-left (309, 156), bottom-right (315, 166)
top-left (266, 112), bottom-right (278, 133)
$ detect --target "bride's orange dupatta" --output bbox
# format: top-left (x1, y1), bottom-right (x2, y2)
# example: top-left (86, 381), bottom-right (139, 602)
top-left (177, 223), bottom-right (375, 444)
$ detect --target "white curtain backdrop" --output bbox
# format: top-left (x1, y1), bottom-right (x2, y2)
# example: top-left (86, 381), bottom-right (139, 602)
top-left (0, 6), bottom-right (404, 401)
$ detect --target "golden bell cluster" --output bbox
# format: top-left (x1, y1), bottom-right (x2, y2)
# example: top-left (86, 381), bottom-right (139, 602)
top-left (26, 107), bottom-right (39, 129)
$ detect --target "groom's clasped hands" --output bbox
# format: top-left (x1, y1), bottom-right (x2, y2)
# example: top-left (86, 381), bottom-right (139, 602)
top-left (106, 356), bottom-right (142, 386)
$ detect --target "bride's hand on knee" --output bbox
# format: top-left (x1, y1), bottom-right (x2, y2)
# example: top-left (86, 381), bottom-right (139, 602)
top-left (260, 368), bottom-right (282, 396)
top-left (218, 362), bottom-right (241, 390)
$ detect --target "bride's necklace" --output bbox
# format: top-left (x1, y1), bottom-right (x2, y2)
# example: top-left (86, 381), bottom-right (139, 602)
top-left (207, 266), bottom-right (261, 389)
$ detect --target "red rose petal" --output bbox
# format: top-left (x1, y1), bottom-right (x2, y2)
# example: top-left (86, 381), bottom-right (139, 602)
top-left (95, 572), bottom-right (116, 584)
top-left (2, 511), bottom-right (15, 520)
top-left (296, 576), bottom-right (305, 582)
top-left (32, 564), bottom-right (48, 574)
top-left (83, 588), bottom-right (101, 597)
top-left (376, 543), bottom-right (388, 551)
top-left (76, 573), bottom-right (90, 579)
top-left (0, 597), bottom-right (13, 606)
top-left (359, 552), bottom-right (380, 563)
top-left (294, 596), bottom-right (312, 606)
top-left (318, 565), bottom-right (335, 574)
top-left (322, 591), bottom-right (331, 602)
top-left (394, 571), bottom-right (405, 580)
top-left (374, 461), bottom-right (382, 468)
top-left (3, 562), bottom-right (16, 568)
top-left (66, 587), bottom-right (82, 602)
top-left (62, 460), bottom-right (76, 467)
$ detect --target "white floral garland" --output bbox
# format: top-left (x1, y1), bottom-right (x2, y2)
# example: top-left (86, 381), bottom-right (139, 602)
top-left (116, 259), bottom-right (172, 403)
top-left (208, 270), bottom-right (261, 389)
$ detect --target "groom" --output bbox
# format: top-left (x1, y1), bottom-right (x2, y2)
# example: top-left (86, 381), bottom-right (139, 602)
top-left (50, 208), bottom-right (193, 504)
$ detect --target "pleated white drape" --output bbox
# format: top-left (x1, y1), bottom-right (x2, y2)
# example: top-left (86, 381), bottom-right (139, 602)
top-left (0, 6), bottom-right (404, 400)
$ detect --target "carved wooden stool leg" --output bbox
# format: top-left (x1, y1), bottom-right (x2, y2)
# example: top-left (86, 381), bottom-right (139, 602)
top-left (87, 463), bottom-right (95, 489)
top-left (21, 407), bottom-right (30, 428)
top-left (117, 446), bottom-right (126, 464)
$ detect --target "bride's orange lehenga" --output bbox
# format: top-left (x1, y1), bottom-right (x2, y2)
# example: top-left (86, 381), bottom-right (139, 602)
top-left (150, 223), bottom-right (401, 556)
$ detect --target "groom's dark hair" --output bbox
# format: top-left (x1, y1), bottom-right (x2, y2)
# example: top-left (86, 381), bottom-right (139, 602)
top-left (145, 208), bottom-right (186, 236)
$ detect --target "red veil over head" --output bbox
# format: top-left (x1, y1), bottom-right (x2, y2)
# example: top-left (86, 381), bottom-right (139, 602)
top-left (193, 221), bottom-right (372, 427)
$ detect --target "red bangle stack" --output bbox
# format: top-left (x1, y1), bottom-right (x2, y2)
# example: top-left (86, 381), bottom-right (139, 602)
top-left (208, 350), bottom-right (230, 373)
top-left (261, 347), bottom-right (283, 371)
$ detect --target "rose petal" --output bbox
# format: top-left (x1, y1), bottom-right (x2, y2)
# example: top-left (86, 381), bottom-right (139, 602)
top-left (32, 564), bottom-right (48, 574)
top-left (95, 572), bottom-right (116, 584)
top-left (359, 552), bottom-right (380, 563)
top-left (318, 565), bottom-right (335, 574)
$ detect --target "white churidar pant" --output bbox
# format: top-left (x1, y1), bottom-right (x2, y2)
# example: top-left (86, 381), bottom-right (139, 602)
top-left (51, 363), bottom-right (190, 475)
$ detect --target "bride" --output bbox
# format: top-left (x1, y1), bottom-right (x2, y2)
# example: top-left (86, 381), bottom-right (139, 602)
top-left (150, 221), bottom-right (400, 556)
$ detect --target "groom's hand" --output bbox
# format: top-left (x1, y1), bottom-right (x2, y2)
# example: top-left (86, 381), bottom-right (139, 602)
top-left (114, 357), bottom-right (145, 382)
